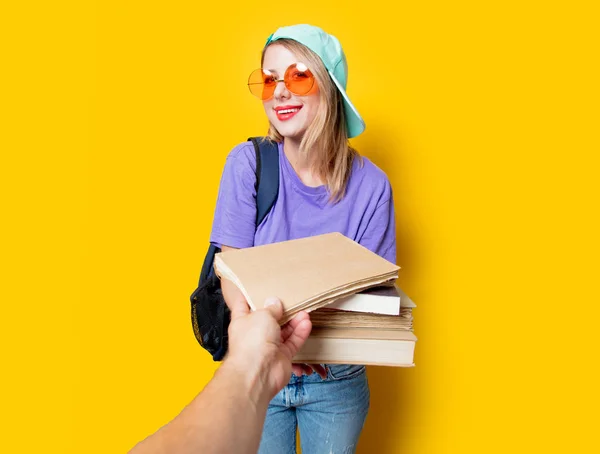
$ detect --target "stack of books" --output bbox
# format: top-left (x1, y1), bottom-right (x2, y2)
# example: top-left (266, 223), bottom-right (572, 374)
top-left (213, 232), bottom-right (417, 367)
top-left (294, 285), bottom-right (416, 367)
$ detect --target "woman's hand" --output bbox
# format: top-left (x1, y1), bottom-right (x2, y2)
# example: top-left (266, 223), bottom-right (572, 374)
top-left (220, 245), bottom-right (252, 315)
top-left (222, 279), bottom-right (250, 314)
top-left (291, 363), bottom-right (327, 379)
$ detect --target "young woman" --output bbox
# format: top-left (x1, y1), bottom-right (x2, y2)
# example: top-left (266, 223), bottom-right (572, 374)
top-left (209, 24), bottom-right (396, 454)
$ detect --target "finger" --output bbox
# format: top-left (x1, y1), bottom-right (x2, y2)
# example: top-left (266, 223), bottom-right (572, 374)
top-left (229, 298), bottom-right (251, 320)
top-left (288, 311), bottom-right (310, 328)
top-left (280, 318), bottom-right (312, 360)
top-left (280, 323), bottom-right (294, 343)
top-left (310, 364), bottom-right (327, 379)
top-left (263, 297), bottom-right (283, 321)
top-left (301, 364), bottom-right (314, 376)
top-left (281, 311), bottom-right (310, 342)
top-left (291, 363), bottom-right (311, 376)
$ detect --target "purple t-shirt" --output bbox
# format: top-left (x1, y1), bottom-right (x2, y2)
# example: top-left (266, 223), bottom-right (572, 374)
top-left (210, 141), bottom-right (396, 264)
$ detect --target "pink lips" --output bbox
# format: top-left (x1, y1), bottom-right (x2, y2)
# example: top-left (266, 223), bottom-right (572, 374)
top-left (274, 105), bottom-right (303, 122)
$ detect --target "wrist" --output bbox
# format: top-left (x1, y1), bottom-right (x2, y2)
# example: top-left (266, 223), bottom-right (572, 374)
top-left (218, 355), bottom-right (272, 410)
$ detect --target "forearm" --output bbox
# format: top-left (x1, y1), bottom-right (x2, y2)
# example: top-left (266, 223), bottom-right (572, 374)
top-left (130, 363), bottom-right (270, 454)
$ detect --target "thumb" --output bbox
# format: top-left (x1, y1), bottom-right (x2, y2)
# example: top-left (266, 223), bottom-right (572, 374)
top-left (263, 297), bottom-right (283, 321)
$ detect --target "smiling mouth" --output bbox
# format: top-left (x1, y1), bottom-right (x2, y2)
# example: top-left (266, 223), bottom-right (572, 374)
top-left (274, 106), bottom-right (302, 121)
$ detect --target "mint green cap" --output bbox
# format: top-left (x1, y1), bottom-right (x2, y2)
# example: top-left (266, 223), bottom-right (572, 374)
top-left (265, 24), bottom-right (366, 138)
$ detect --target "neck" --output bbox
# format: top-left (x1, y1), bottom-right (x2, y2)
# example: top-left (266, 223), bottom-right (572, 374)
top-left (283, 138), bottom-right (324, 187)
top-left (283, 139), bottom-right (325, 187)
top-left (283, 137), bottom-right (309, 170)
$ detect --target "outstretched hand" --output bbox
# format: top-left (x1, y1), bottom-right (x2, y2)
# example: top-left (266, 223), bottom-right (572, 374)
top-left (227, 297), bottom-right (314, 398)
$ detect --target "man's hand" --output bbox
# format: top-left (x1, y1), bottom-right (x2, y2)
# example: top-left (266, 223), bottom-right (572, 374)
top-left (225, 297), bottom-right (313, 401)
top-left (129, 297), bottom-right (314, 454)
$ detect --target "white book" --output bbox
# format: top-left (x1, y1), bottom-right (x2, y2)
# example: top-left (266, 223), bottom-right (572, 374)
top-left (325, 284), bottom-right (416, 315)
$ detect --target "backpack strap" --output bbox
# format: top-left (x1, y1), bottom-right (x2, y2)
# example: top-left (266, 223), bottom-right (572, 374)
top-left (248, 137), bottom-right (280, 227)
top-left (198, 138), bottom-right (279, 286)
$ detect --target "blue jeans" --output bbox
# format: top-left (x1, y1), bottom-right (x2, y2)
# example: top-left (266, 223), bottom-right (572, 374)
top-left (258, 364), bottom-right (370, 454)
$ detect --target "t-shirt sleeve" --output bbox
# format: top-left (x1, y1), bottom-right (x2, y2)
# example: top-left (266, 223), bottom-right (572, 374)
top-left (209, 143), bottom-right (258, 249)
top-left (358, 184), bottom-right (397, 265)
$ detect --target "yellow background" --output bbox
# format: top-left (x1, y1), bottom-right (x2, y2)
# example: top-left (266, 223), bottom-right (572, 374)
top-left (3, 1), bottom-right (599, 452)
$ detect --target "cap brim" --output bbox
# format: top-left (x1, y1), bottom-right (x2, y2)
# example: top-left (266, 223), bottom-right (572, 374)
top-left (329, 72), bottom-right (366, 139)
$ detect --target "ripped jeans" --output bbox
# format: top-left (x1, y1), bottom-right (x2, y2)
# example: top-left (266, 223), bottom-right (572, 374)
top-left (258, 364), bottom-right (370, 454)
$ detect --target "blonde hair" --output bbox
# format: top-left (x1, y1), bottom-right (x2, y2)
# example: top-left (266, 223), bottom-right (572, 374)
top-left (261, 39), bottom-right (361, 202)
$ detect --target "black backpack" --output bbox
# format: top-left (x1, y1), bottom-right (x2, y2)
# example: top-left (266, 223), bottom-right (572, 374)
top-left (190, 137), bottom-right (280, 361)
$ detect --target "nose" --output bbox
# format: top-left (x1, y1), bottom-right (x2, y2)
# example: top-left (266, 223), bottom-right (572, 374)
top-left (273, 79), bottom-right (290, 100)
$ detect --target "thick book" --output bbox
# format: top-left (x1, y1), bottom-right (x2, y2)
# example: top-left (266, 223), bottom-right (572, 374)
top-left (293, 329), bottom-right (417, 367)
top-left (214, 232), bottom-right (400, 323)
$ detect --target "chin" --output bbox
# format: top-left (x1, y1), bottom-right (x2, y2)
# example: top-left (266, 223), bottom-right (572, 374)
top-left (270, 121), bottom-right (306, 140)
top-left (277, 127), bottom-right (304, 140)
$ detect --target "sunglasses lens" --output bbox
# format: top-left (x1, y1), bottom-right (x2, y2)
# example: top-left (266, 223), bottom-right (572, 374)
top-left (285, 63), bottom-right (315, 95)
top-left (248, 64), bottom-right (315, 100)
top-left (248, 69), bottom-right (276, 100)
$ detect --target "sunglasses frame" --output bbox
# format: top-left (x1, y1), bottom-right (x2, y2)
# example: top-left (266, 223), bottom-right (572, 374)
top-left (248, 63), bottom-right (316, 100)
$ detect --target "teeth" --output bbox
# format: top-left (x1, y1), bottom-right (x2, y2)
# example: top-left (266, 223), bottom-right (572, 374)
top-left (277, 108), bottom-right (300, 114)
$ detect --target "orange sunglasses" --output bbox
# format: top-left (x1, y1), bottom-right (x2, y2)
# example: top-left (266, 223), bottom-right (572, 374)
top-left (248, 63), bottom-right (316, 101)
